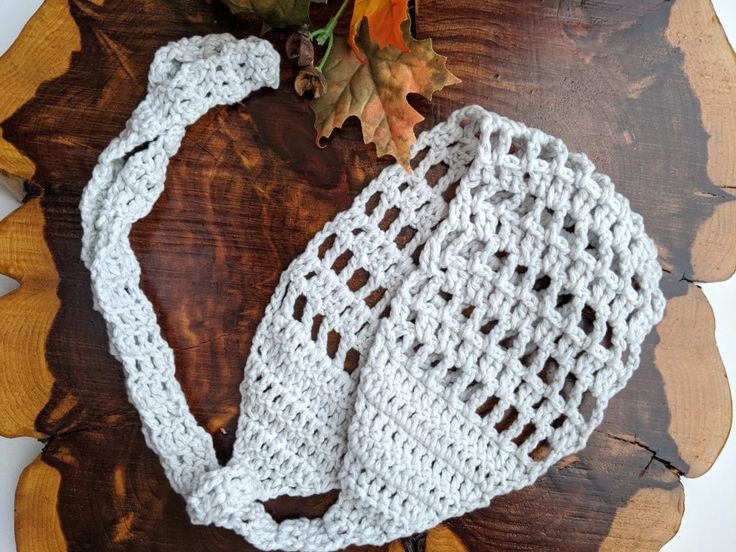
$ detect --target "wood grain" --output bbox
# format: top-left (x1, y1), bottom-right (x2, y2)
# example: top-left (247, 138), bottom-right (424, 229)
top-left (0, 198), bottom-right (59, 438)
top-left (0, 0), bottom-right (80, 185)
top-left (667, 0), bottom-right (736, 283)
top-left (656, 287), bottom-right (732, 477)
top-left (0, 0), bottom-right (733, 550)
top-left (600, 486), bottom-right (684, 551)
top-left (667, 0), bottom-right (736, 193)
top-left (691, 200), bottom-right (736, 283)
top-left (15, 456), bottom-right (67, 552)
top-left (424, 526), bottom-right (468, 552)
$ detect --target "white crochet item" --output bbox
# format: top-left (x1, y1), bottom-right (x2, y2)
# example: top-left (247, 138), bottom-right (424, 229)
top-left (80, 34), bottom-right (666, 551)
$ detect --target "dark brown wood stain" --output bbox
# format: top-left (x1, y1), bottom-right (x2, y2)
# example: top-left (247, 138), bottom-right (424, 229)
top-left (0, 0), bottom-right (728, 549)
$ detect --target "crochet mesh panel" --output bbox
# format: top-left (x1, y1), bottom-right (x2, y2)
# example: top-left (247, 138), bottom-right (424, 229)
top-left (80, 34), bottom-right (665, 552)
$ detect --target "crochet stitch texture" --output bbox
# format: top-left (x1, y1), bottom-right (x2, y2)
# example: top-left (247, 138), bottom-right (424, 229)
top-left (80, 34), bottom-right (666, 551)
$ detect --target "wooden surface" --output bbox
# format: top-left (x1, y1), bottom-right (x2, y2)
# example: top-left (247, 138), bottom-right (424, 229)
top-left (0, 0), bottom-right (734, 550)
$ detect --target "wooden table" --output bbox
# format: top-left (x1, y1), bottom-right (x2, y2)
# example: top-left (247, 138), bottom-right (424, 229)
top-left (0, 1), bottom-right (734, 550)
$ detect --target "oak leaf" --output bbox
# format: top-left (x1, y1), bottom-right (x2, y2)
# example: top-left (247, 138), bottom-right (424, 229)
top-left (348, 0), bottom-right (410, 61)
top-left (222, 0), bottom-right (326, 30)
top-left (311, 22), bottom-right (460, 171)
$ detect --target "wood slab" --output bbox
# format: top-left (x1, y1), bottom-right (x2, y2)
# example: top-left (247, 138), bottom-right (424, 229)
top-left (0, 0), bottom-right (734, 550)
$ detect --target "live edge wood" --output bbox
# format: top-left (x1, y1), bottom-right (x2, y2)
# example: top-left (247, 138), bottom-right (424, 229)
top-left (0, 0), bottom-right (733, 550)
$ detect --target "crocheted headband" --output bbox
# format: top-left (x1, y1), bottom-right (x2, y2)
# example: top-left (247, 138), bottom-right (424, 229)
top-left (80, 34), bottom-right (665, 551)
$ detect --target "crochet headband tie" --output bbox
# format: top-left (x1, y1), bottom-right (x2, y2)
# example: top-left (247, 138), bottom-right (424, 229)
top-left (80, 33), bottom-right (665, 551)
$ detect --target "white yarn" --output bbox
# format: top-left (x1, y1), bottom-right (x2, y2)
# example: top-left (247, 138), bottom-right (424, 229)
top-left (80, 33), bottom-right (280, 496)
top-left (80, 34), bottom-right (666, 551)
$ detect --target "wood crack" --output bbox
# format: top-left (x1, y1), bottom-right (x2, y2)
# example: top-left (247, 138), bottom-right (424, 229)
top-left (693, 189), bottom-right (733, 200)
top-left (41, 423), bottom-right (141, 446)
top-left (603, 431), bottom-right (685, 478)
top-left (678, 272), bottom-right (699, 284)
top-left (172, 330), bottom-right (240, 352)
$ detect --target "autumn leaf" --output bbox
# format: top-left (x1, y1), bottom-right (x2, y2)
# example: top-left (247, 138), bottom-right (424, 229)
top-left (311, 21), bottom-right (460, 171)
top-left (222, 0), bottom-right (326, 30)
top-left (348, 0), bottom-right (410, 61)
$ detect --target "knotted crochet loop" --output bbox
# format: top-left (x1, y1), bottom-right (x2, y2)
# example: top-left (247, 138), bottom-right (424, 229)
top-left (81, 33), bottom-right (665, 552)
top-left (187, 465), bottom-right (260, 526)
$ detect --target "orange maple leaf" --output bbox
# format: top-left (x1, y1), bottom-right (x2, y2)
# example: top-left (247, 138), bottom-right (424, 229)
top-left (311, 21), bottom-right (460, 171)
top-left (348, 0), bottom-right (411, 62)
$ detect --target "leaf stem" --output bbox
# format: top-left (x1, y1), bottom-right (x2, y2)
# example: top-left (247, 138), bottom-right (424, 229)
top-left (318, 34), bottom-right (334, 71)
top-left (309, 0), bottom-right (351, 70)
